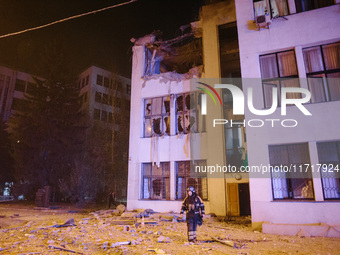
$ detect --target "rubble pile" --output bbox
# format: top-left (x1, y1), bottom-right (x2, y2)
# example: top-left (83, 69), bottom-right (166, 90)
top-left (0, 205), bottom-right (339, 254)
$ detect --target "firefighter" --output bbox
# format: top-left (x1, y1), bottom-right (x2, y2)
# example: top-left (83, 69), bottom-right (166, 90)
top-left (180, 186), bottom-right (205, 243)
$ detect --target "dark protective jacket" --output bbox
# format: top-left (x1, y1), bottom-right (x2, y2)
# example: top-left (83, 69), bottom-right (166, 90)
top-left (181, 193), bottom-right (205, 217)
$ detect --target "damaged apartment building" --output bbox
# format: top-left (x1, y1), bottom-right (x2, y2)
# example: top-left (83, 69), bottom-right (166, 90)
top-left (127, 0), bottom-right (250, 218)
top-left (127, 0), bottom-right (340, 237)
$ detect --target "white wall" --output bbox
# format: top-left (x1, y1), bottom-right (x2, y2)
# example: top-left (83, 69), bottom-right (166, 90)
top-left (126, 46), bottom-right (211, 212)
top-left (236, 0), bottom-right (340, 228)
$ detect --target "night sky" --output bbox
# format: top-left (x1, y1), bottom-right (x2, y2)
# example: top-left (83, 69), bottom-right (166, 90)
top-left (0, 0), bottom-right (203, 78)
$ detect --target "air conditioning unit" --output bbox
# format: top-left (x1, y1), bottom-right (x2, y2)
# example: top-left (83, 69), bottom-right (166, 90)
top-left (255, 15), bottom-right (270, 30)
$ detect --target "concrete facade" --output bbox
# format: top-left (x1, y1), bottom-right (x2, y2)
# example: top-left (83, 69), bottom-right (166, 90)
top-left (127, 1), bottom-right (250, 216)
top-left (236, 0), bottom-right (340, 236)
top-left (78, 65), bottom-right (131, 127)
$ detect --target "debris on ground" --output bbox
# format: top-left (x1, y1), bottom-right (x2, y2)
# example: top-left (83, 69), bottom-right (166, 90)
top-left (0, 204), bottom-right (339, 255)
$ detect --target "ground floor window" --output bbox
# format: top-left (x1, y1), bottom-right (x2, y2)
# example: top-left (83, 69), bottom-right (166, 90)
top-left (142, 162), bottom-right (170, 200)
top-left (176, 161), bottom-right (208, 200)
top-left (269, 143), bottom-right (314, 200)
top-left (317, 141), bottom-right (340, 200)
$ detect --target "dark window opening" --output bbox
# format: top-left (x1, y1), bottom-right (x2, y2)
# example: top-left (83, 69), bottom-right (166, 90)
top-left (104, 77), bottom-right (109, 88)
top-left (95, 92), bottom-right (102, 103)
top-left (15, 79), bottom-right (26, 92)
top-left (96, 75), bottom-right (103, 86)
top-left (295, 0), bottom-right (335, 13)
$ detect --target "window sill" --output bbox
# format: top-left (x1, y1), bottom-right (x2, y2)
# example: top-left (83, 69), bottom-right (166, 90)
top-left (272, 199), bottom-right (315, 202)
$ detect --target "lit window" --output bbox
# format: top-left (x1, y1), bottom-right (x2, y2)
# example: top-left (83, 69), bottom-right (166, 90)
top-left (176, 161), bottom-right (208, 200)
top-left (303, 42), bottom-right (340, 103)
top-left (270, 143), bottom-right (314, 200)
top-left (253, 0), bottom-right (289, 19)
top-left (176, 93), bottom-right (201, 134)
top-left (142, 162), bottom-right (170, 200)
top-left (144, 96), bottom-right (170, 137)
top-left (259, 50), bottom-right (300, 108)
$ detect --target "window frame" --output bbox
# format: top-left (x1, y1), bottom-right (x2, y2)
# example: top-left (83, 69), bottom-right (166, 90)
top-left (295, 0), bottom-right (335, 13)
top-left (143, 96), bottom-right (170, 137)
top-left (14, 79), bottom-right (26, 92)
top-left (269, 143), bottom-right (315, 201)
top-left (303, 42), bottom-right (340, 103)
top-left (141, 162), bottom-right (170, 200)
top-left (317, 141), bottom-right (340, 200)
top-left (96, 75), bottom-right (103, 86)
top-left (260, 49), bottom-right (300, 108)
top-left (176, 92), bottom-right (201, 134)
top-left (175, 160), bottom-right (208, 201)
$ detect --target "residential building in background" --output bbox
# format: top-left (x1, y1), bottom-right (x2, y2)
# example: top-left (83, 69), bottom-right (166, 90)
top-left (0, 65), bottom-right (40, 123)
top-left (78, 65), bottom-right (131, 125)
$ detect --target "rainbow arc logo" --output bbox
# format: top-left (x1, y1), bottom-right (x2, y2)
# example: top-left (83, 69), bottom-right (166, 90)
top-left (196, 82), bottom-right (222, 115)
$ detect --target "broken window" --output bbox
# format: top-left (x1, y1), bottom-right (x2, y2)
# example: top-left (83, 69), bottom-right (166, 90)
top-left (144, 96), bottom-right (170, 137)
top-left (176, 161), bottom-right (208, 200)
top-left (176, 93), bottom-right (199, 134)
top-left (142, 162), bottom-right (170, 200)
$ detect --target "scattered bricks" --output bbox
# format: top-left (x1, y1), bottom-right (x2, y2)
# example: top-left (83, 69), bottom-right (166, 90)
top-left (157, 236), bottom-right (165, 243)
top-left (108, 219), bottom-right (135, 225)
top-left (116, 204), bottom-right (126, 214)
top-left (101, 241), bottom-right (109, 250)
top-left (47, 240), bottom-right (54, 245)
top-left (121, 212), bottom-right (138, 218)
top-left (111, 209), bottom-right (120, 216)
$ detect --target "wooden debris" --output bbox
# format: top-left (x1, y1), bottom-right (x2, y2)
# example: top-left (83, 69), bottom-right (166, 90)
top-left (48, 245), bottom-right (83, 254)
top-left (211, 237), bottom-right (235, 247)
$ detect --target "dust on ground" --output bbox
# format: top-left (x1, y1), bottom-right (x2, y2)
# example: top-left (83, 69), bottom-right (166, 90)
top-left (0, 203), bottom-right (339, 255)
